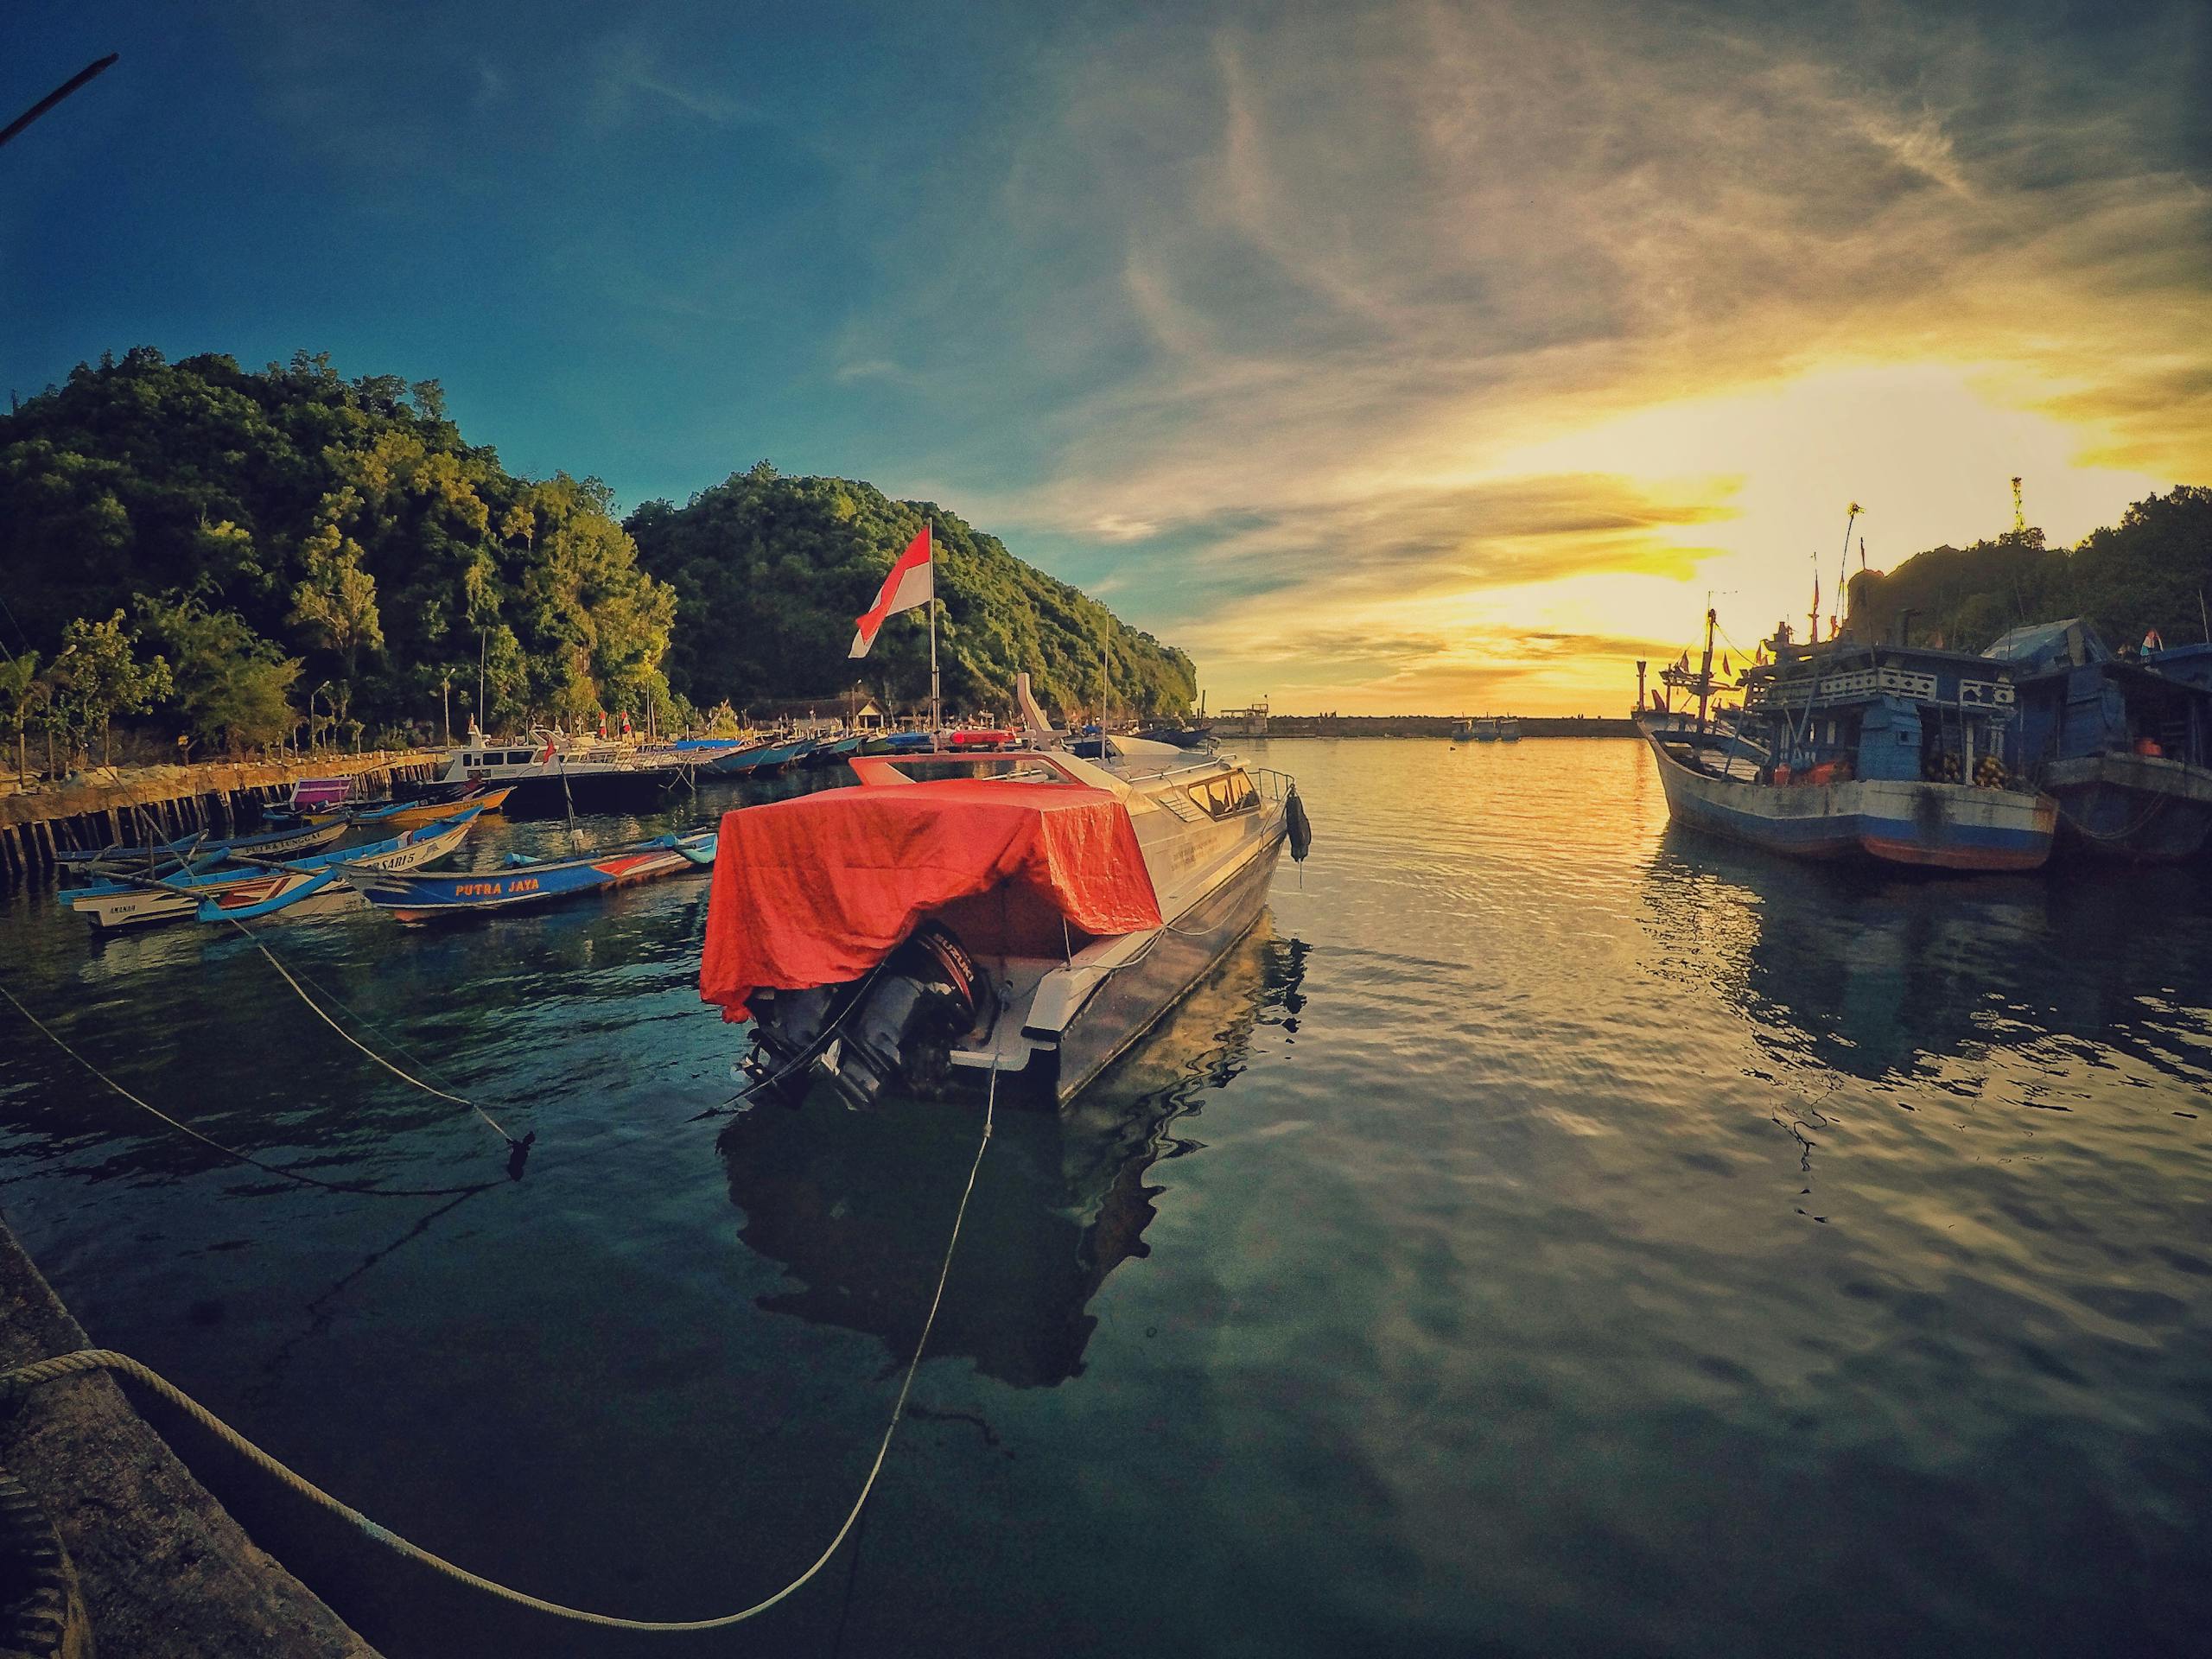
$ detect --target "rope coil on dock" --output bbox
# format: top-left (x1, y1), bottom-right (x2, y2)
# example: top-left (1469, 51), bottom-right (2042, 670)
top-left (0, 1062), bottom-right (1001, 1631)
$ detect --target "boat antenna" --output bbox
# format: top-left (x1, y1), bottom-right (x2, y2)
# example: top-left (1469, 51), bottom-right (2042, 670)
top-left (1835, 502), bottom-right (1861, 636)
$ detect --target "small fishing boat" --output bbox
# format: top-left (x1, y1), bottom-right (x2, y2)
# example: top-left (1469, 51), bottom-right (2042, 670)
top-left (194, 810), bottom-right (486, 922)
top-left (799, 734), bottom-right (868, 770)
top-left (1639, 612), bottom-right (2055, 871)
top-left (65, 811), bottom-right (483, 931)
top-left (945, 728), bottom-right (1020, 752)
top-left (1986, 619), bottom-right (2212, 861)
top-left (56, 817), bottom-right (349, 871)
top-left (861, 731), bottom-right (935, 756)
top-left (344, 827), bottom-right (717, 921)
top-left (1134, 723), bottom-right (1212, 751)
top-left (371, 785), bottom-right (512, 829)
top-left (1498, 717), bottom-right (1522, 742)
top-left (703, 737), bottom-right (1311, 1109)
top-left (709, 734), bottom-right (815, 778)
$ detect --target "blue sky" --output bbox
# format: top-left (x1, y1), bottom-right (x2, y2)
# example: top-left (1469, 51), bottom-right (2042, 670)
top-left (5, 1), bottom-right (2208, 709)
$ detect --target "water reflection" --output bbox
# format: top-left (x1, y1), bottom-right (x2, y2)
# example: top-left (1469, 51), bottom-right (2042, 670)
top-left (717, 920), bottom-right (1310, 1387)
top-left (1639, 825), bottom-right (2212, 1088)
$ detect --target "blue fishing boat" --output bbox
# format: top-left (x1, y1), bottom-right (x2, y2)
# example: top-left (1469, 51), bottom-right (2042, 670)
top-left (56, 817), bottom-right (349, 871)
top-left (63, 810), bottom-right (484, 931)
top-left (1638, 611), bottom-right (2055, 871)
top-left (800, 734), bottom-right (868, 770)
top-left (862, 731), bottom-right (934, 755)
top-left (342, 828), bottom-right (717, 920)
top-left (709, 734), bottom-right (815, 778)
top-left (1985, 619), bottom-right (2212, 861)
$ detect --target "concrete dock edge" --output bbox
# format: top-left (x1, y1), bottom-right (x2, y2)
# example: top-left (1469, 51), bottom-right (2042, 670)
top-left (0, 1217), bottom-right (378, 1658)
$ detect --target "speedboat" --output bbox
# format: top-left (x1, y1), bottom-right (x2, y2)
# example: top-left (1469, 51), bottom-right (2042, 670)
top-left (700, 736), bottom-right (1313, 1109)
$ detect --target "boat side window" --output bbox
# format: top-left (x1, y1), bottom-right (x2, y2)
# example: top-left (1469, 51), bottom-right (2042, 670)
top-left (1188, 770), bottom-right (1259, 819)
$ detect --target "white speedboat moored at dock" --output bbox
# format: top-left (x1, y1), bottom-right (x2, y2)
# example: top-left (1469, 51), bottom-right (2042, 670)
top-left (701, 737), bottom-right (1311, 1109)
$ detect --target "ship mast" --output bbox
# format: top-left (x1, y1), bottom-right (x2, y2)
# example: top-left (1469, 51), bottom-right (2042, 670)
top-left (1697, 607), bottom-right (1717, 730)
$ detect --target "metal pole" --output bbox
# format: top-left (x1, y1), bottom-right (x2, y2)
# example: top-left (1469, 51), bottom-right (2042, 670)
top-left (0, 54), bottom-right (118, 151)
top-left (927, 521), bottom-right (941, 743)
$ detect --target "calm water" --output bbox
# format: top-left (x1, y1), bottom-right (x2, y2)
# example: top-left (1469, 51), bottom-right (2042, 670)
top-left (0, 739), bottom-right (2208, 1658)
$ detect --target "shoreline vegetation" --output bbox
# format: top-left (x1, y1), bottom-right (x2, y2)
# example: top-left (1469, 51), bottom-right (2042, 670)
top-left (0, 348), bottom-right (1195, 781)
top-left (1, 351), bottom-right (2204, 790)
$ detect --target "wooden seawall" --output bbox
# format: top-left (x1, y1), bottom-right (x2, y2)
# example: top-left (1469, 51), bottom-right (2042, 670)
top-left (0, 752), bottom-right (440, 886)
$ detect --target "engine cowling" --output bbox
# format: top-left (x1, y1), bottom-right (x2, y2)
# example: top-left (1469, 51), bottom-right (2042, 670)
top-left (817, 924), bottom-right (989, 1110)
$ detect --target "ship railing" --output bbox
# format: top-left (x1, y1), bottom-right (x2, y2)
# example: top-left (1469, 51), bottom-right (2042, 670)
top-left (1246, 766), bottom-right (1295, 804)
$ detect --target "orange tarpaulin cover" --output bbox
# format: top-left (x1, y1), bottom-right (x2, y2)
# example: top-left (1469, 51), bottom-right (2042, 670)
top-left (700, 780), bottom-right (1163, 1020)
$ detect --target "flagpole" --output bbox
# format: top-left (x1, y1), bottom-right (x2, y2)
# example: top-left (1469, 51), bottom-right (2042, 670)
top-left (927, 520), bottom-right (941, 743)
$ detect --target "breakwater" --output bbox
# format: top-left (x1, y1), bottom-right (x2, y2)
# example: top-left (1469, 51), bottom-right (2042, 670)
top-left (1252, 715), bottom-right (1637, 739)
top-left (0, 752), bottom-right (440, 886)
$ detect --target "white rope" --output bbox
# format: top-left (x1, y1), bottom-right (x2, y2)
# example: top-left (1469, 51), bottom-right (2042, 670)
top-left (0, 1063), bottom-right (1001, 1631)
top-left (0, 981), bottom-right (494, 1200)
top-left (226, 919), bottom-right (526, 1148)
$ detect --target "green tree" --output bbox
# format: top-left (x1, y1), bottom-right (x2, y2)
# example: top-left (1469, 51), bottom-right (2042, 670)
top-left (46, 611), bottom-right (172, 766)
top-left (137, 594), bottom-right (300, 754)
top-left (0, 653), bottom-right (41, 784)
top-left (288, 512), bottom-right (385, 723)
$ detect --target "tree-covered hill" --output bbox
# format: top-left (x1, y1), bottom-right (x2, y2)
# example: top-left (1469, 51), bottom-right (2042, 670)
top-left (1844, 486), bottom-right (2212, 652)
top-left (626, 467), bottom-right (1196, 721)
top-left (0, 350), bottom-right (1194, 760)
top-left (0, 347), bottom-right (675, 747)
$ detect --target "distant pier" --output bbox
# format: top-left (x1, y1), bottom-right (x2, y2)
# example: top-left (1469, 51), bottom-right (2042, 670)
top-left (0, 752), bottom-right (440, 887)
top-left (1250, 715), bottom-right (1637, 740)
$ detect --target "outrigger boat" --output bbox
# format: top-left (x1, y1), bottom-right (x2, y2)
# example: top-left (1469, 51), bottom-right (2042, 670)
top-left (1637, 609), bottom-right (2056, 871)
top-left (702, 734), bottom-right (1312, 1109)
top-left (56, 817), bottom-right (349, 872)
top-left (286, 781), bottom-right (512, 830)
top-left (343, 827), bottom-right (718, 921)
top-left (63, 810), bottom-right (483, 931)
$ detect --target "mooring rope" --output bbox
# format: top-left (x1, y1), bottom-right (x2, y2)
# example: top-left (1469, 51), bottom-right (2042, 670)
top-left (224, 919), bottom-right (527, 1149)
top-left (0, 1060), bottom-right (1001, 1631)
top-left (0, 982), bottom-right (498, 1200)
top-left (699, 957), bottom-right (894, 1117)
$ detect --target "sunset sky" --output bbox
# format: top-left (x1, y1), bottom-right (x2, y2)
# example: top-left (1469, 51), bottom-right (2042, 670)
top-left (5, 1), bottom-right (2208, 713)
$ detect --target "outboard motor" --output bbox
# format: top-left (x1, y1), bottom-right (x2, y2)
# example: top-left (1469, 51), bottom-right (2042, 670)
top-left (817, 924), bottom-right (989, 1110)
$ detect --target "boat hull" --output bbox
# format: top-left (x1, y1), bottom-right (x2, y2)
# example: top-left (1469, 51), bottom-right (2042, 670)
top-left (377, 786), bottom-right (512, 828)
top-left (1643, 728), bottom-right (2055, 871)
top-left (347, 834), bottom-right (714, 920)
top-left (1039, 824), bottom-right (1287, 1105)
top-left (709, 738), bottom-right (813, 777)
top-left (2042, 752), bottom-right (2212, 862)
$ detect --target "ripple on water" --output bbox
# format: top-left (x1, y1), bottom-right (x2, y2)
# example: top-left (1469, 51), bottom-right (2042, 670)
top-left (0, 744), bottom-right (2207, 1656)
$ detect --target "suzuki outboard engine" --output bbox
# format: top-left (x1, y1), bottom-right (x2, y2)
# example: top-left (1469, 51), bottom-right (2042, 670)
top-left (817, 924), bottom-right (989, 1109)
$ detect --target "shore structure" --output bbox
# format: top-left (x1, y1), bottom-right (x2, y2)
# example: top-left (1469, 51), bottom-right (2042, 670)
top-left (0, 753), bottom-right (440, 887)
top-left (0, 1219), bottom-right (378, 1656)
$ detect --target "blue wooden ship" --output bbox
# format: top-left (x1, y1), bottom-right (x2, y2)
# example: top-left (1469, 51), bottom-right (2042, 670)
top-left (1986, 620), bottom-right (2212, 861)
top-left (1637, 611), bottom-right (2055, 871)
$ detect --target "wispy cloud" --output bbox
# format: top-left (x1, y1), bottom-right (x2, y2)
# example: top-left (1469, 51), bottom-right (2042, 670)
top-left (880, 0), bottom-right (2209, 708)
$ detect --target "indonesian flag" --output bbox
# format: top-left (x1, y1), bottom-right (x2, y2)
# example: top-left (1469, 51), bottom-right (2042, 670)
top-left (850, 525), bottom-right (933, 658)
